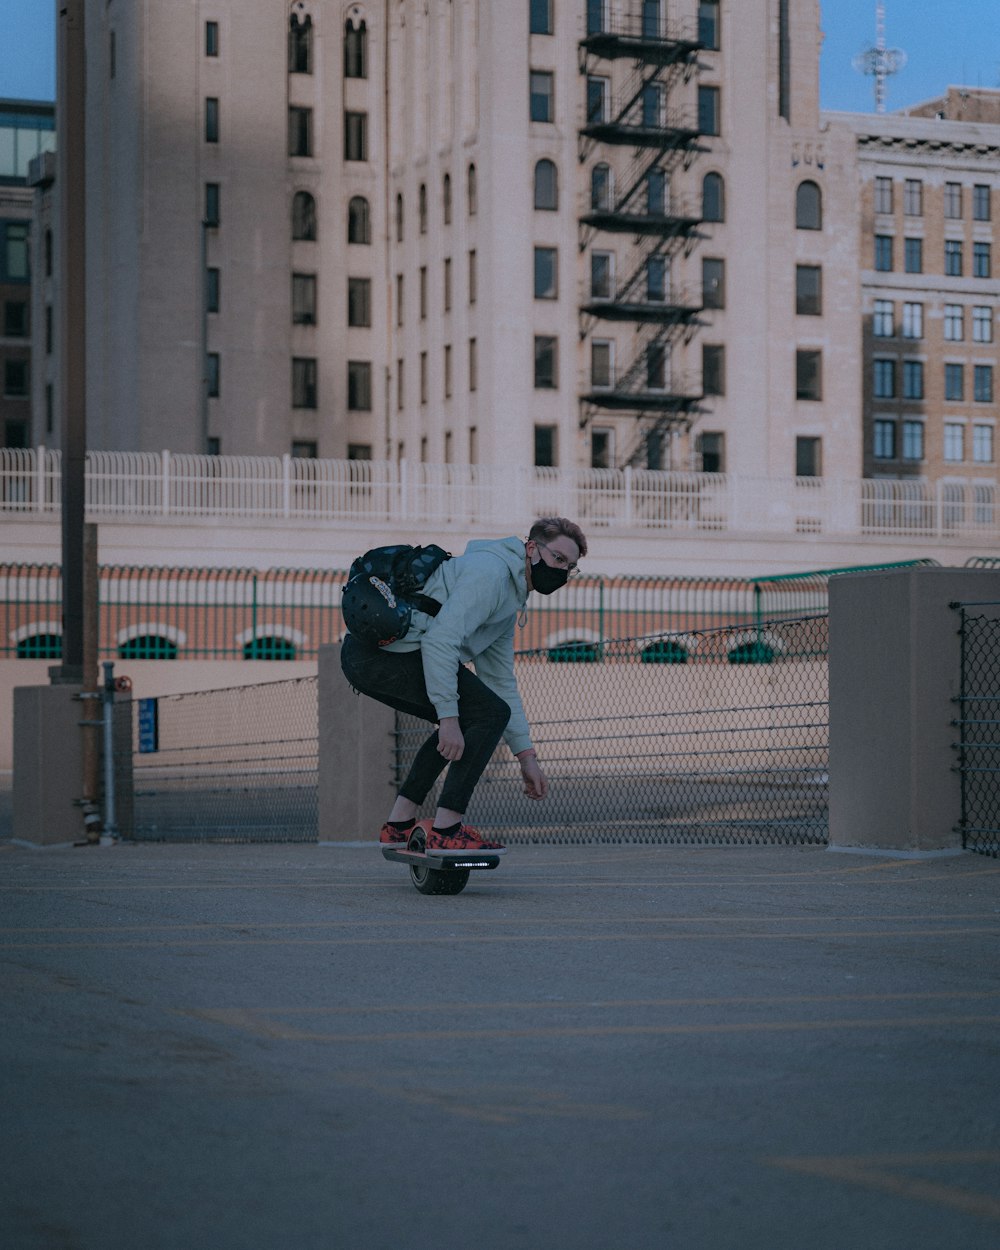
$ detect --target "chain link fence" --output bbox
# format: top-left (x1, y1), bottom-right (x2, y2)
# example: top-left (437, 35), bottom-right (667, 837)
top-left (396, 616), bottom-right (829, 845)
top-left (119, 677), bottom-right (318, 841)
top-left (953, 603), bottom-right (1000, 857)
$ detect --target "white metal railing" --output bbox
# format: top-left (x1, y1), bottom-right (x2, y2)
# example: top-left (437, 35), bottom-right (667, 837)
top-left (1, 447), bottom-right (998, 542)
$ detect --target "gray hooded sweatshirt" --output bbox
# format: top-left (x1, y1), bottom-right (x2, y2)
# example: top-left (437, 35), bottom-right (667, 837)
top-left (381, 536), bottom-right (532, 755)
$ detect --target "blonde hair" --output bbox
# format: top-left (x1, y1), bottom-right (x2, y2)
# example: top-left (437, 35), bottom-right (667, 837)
top-left (528, 517), bottom-right (588, 558)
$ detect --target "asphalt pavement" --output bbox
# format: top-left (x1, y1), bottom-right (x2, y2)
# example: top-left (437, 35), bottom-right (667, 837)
top-left (2, 839), bottom-right (999, 1250)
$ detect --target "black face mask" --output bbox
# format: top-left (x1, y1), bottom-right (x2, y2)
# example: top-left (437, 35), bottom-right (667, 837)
top-left (530, 557), bottom-right (569, 595)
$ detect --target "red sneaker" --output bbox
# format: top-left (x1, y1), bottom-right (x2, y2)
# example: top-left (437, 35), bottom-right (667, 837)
top-left (378, 821), bottom-right (412, 845)
top-left (425, 822), bottom-right (506, 854)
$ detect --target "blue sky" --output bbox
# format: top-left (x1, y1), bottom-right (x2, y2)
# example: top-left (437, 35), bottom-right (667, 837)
top-left (0, 1), bottom-right (998, 113)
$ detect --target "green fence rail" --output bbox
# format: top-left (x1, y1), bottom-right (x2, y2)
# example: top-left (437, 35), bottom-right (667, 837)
top-left (0, 558), bottom-right (945, 662)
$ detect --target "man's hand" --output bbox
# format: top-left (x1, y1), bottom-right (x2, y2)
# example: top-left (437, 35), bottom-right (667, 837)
top-left (519, 753), bottom-right (548, 801)
top-left (436, 717), bottom-right (465, 761)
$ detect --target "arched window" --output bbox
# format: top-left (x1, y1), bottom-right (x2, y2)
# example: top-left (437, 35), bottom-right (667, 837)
top-left (534, 159), bottom-right (558, 211)
top-left (118, 635), bottom-right (179, 660)
top-left (395, 192), bottom-right (404, 242)
top-left (344, 17), bottom-right (367, 79)
top-left (16, 631), bottom-right (62, 659)
top-left (419, 183), bottom-right (428, 233)
top-left (443, 172), bottom-right (452, 225)
top-left (467, 163), bottom-right (477, 215)
top-left (288, 8), bottom-right (313, 74)
top-left (796, 180), bottom-right (822, 230)
top-left (348, 195), bottom-right (370, 244)
top-left (292, 191), bottom-right (317, 240)
top-left (244, 636), bottom-right (298, 661)
top-left (702, 171), bottom-right (725, 222)
top-left (591, 163), bottom-right (611, 211)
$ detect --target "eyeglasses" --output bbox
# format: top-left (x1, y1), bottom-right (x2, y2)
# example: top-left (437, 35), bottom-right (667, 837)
top-left (536, 540), bottom-right (580, 576)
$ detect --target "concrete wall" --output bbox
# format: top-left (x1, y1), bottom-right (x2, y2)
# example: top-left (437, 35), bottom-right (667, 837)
top-left (828, 566), bottom-right (1000, 853)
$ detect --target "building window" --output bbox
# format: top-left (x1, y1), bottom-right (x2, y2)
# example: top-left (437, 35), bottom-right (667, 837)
top-left (944, 182), bottom-right (962, 219)
top-left (395, 193), bottom-right (404, 242)
top-left (646, 168), bottom-right (666, 216)
top-left (901, 301), bottom-right (922, 338)
top-left (396, 359), bottom-right (404, 410)
top-left (945, 362), bottom-right (964, 401)
top-left (699, 1), bottom-right (720, 49)
top-left (873, 358), bottom-right (895, 399)
top-left (469, 338), bottom-right (477, 392)
top-left (347, 360), bottom-right (372, 410)
top-left (292, 191), bottom-right (316, 240)
top-left (702, 171), bottom-right (724, 222)
top-left (974, 365), bottom-right (994, 403)
top-left (530, 71), bottom-right (554, 123)
top-left (206, 352), bottom-right (220, 398)
top-left (973, 184), bottom-right (991, 222)
top-left (444, 345), bottom-right (452, 398)
top-left (973, 242), bottom-right (991, 279)
top-left (205, 97), bottom-right (219, 143)
top-left (534, 246), bottom-right (558, 299)
top-left (206, 268), bottom-right (220, 314)
top-left (904, 237), bottom-right (923, 273)
top-left (344, 112), bottom-right (367, 161)
top-left (347, 277), bottom-right (370, 327)
top-left (344, 18), bottom-right (367, 78)
top-left (702, 257), bottom-right (725, 309)
top-left (873, 176), bottom-right (893, 215)
top-left (944, 422), bottom-right (965, 463)
top-left (944, 239), bottom-right (963, 277)
top-left (586, 0), bottom-right (606, 36)
top-left (467, 163), bottom-right (477, 215)
top-left (873, 299), bottom-right (893, 337)
top-left (530, 0), bottom-right (553, 35)
top-left (289, 13), bottom-right (313, 73)
top-left (873, 420), bottom-right (895, 459)
top-left (590, 251), bottom-right (613, 300)
top-left (796, 436), bottom-right (822, 477)
top-left (945, 304), bottom-right (965, 341)
top-left (419, 266), bottom-right (427, 319)
top-left (697, 85), bottom-right (720, 136)
top-left (698, 431), bottom-right (725, 473)
top-left (591, 428), bottom-right (614, 469)
top-left (591, 163), bottom-right (612, 211)
top-left (419, 183), bottom-right (427, 232)
top-left (347, 196), bottom-right (370, 244)
top-left (205, 183), bottom-right (221, 226)
top-left (420, 352), bottom-right (428, 403)
top-left (702, 343), bottom-right (725, 395)
top-left (586, 76), bottom-right (609, 124)
top-left (4, 359), bottom-right (29, 397)
top-left (292, 357), bottom-right (317, 408)
top-left (443, 258), bottom-right (452, 311)
top-left (903, 179), bottom-right (923, 216)
top-left (874, 234), bottom-right (893, 271)
top-left (591, 340), bottom-right (613, 389)
top-left (973, 306), bottom-right (993, 343)
top-left (641, 83), bottom-right (662, 129)
top-left (646, 342), bottom-right (666, 390)
top-left (534, 425), bottom-right (557, 466)
top-left (902, 360), bottom-right (924, 400)
top-left (292, 273), bottom-right (317, 325)
top-left (289, 107), bottom-right (313, 157)
top-left (206, 21), bottom-right (219, 56)
top-left (2, 223), bottom-right (29, 281)
top-left (443, 173), bottom-right (452, 225)
top-left (973, 424), bottom-right (994, 462)
top-left (4, 300), bottom-right (28, 336)
top-left (796, 350), bottom-right (821, 400)
top-left (902, 420), bottom-right (924, 461)
top-left (646, 255), bottom-right (666, 303)
top-left (468, 250), bottom-right (477, 304)
top-left (534, 336), bottom-right (557, 389)
top-left (795, 181), bottom-right (822, 230)
top-left (534, 159), bottom-right (558, 210)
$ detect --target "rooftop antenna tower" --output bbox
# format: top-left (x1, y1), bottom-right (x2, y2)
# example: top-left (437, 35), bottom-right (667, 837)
top-left (852, 2), bottom-right (907, 113)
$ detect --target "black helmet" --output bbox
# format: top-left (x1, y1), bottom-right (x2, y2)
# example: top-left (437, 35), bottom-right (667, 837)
top-left (341, 574), bottom-right (411, 646)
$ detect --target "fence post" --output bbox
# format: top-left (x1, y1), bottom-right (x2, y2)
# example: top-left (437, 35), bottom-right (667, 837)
top-left (282, 453), bottom-right (291, 518)
top-left (161, 448), bottom-right (171, 515)
top-left (317, 643), bottom-right (396, 840)
top-left (35, 445), bottom-right (46, 511)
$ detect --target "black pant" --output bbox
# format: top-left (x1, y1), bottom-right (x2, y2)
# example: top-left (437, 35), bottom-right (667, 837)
top-left (341, 634), bottom-right (511, 815)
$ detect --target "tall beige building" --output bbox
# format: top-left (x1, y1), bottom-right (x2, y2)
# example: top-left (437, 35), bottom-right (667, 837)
top-left (31, 1), bottom-right (998, 504)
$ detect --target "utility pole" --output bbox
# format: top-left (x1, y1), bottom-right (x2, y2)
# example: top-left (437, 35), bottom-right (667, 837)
top-left (53, 0), bottom-right (87, 688)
